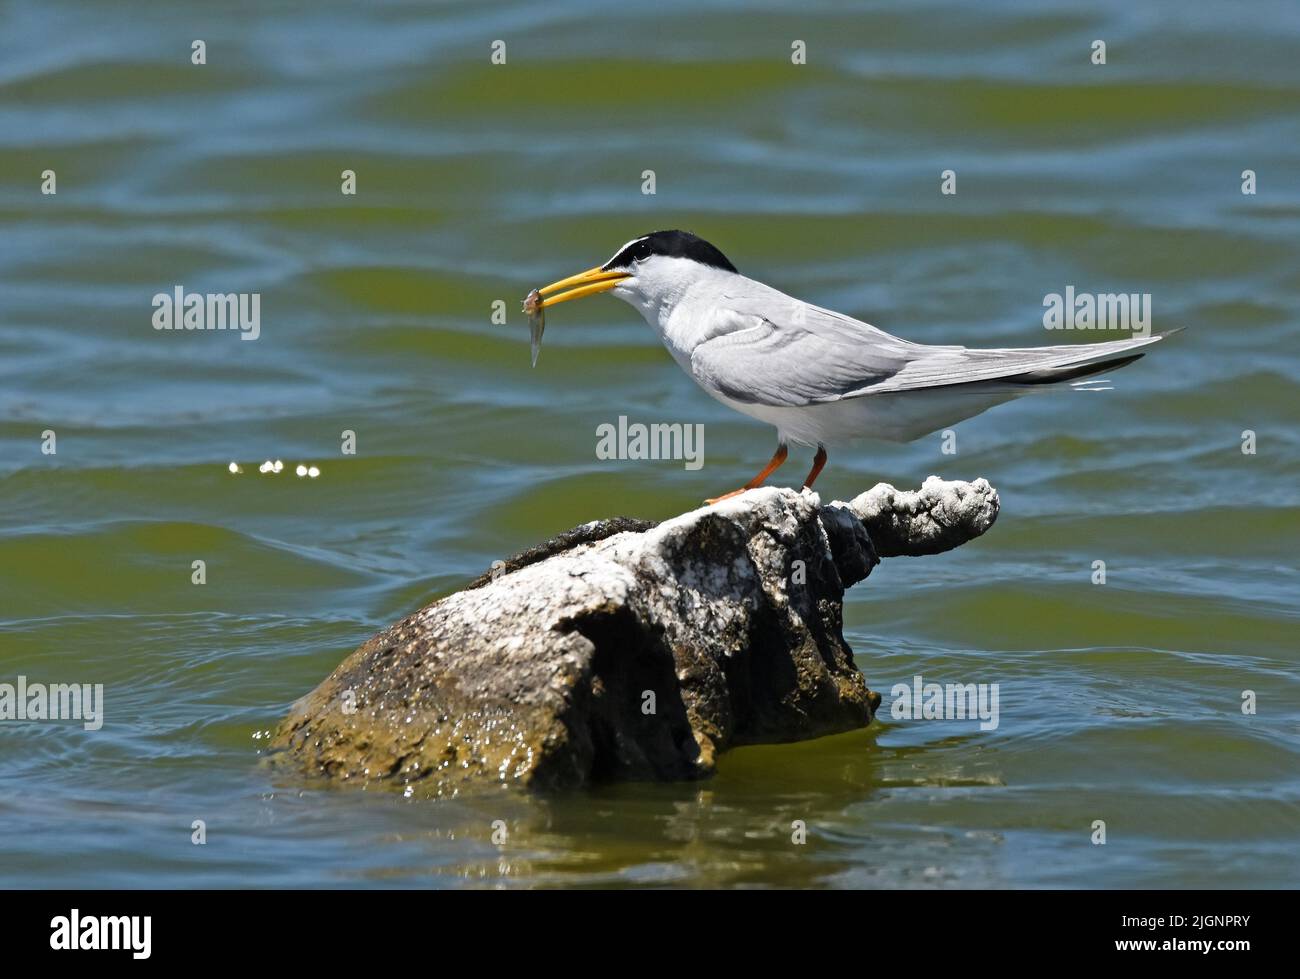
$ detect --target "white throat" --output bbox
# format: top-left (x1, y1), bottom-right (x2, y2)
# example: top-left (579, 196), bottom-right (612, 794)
top-left (609, 257), bottom-right (751, 370)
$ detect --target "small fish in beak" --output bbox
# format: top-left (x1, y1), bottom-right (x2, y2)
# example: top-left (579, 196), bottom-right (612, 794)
top-left (521, 264), bottom-right (630, 367)
top-left (522, 288), bottom-right (544, 367)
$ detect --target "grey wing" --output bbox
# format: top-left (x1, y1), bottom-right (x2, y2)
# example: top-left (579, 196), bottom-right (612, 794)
top-left (690, 291), bottom-right (1176, 405)
top-left (689, 303), bottom-right (914, 407)
top-left (852, 330), bottom-right (1176, 394)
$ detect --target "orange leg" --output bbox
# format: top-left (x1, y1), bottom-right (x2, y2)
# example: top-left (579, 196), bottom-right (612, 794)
top-left (801, 444), bottom-right (828, 490)
top-left (706, 443), bottom-right (788, 504)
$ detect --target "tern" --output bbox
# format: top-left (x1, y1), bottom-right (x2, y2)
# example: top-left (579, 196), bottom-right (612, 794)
top-left (534, 230), bottom-right (1176, 502)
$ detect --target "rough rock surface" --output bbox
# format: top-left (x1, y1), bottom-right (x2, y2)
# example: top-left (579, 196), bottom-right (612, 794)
top-left (272, 478), bottom-right (999, 795)
top-left (840, 476), bottom-right (1000, 557)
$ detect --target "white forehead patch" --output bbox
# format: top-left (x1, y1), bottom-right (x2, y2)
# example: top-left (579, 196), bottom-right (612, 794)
top-left (605, 236), bottom-right (647, 267)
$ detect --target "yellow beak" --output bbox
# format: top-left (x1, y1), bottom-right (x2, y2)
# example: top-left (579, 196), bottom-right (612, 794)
top-left (536, 266), bottom-right (629, 308)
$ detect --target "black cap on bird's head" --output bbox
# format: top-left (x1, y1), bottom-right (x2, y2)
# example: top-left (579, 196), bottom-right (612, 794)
top-left (600, 230), bottom-right (738, 274)
top-left (534, 230), bottom-right (737, 310)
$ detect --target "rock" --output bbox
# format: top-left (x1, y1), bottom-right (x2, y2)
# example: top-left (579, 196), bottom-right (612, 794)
top-left (271, 478), bottom-right (999, 795)
top-left (837, 475), bottom-right (1000, 558)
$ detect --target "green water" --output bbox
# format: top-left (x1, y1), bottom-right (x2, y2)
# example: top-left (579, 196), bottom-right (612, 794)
top-left (1, 0), bottom-right (1298, 887)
